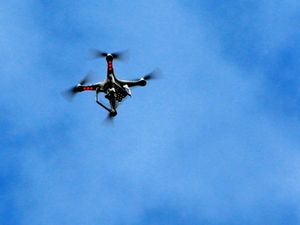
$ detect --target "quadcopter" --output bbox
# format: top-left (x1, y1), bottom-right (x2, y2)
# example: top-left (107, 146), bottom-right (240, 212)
top-left (65, 50), bottom-right (157, 118)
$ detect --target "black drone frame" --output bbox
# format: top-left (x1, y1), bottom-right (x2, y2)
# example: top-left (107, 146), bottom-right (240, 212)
top-left (66, 50), bottom-right (156, 118)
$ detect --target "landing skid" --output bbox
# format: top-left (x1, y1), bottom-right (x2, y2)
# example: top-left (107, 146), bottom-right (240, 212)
top-left (96, 100), bottom-right (111, 113)
top-left (96, 100), bottom-right (117, 117)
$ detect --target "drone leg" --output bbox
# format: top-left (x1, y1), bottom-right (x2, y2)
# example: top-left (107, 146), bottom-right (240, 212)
top-left (95, 91), bottom-right (111, 113)
top-left (108, 97), bottom-right (117, 117)
top-left (103, 88), bottom-right (118, 117)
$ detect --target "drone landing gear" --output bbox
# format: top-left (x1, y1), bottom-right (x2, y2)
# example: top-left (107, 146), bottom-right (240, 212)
top-left (96, 99), bottom-right (110, 112)
top-left (95, 91), bottom-right (118, 117)
top-left (96, 100), bottom-right (117, 117)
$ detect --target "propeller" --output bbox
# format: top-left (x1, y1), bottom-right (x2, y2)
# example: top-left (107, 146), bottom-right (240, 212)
top-left (143, 69), bottom-right (160, 80)
top-left (62, 72), bottom-right (94, 101)
top-left (102, 111), bottom-right (117, 125)
top-left (89, 49), bottom-right (128, 61)
top-left (132, 68), bottom-right (161, 83)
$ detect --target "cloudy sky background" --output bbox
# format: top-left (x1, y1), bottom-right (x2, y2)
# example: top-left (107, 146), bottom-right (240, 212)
top-left (1, 0), bottom-right (300, 224)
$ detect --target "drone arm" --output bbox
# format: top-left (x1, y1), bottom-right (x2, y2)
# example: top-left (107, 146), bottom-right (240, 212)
top-left (118, 79), bottom-right (146, 87)
top-left (78, 82), bottom-right (105, 92)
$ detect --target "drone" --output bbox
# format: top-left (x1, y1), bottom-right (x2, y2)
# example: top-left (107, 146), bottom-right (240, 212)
top-left (65, 50), bottom-right (157, 118)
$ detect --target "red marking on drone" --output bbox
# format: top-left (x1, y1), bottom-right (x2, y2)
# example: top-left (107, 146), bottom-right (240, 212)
top-left (108, 62), bottom-right (113, 69)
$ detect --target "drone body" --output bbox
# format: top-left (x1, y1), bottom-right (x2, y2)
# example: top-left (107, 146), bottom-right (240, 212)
top-left (67, 51), bottom-right (155, 118)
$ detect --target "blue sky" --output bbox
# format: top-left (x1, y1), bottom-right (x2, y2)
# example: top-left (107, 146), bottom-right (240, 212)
top-left (1, 0), bottom-right (300, 225)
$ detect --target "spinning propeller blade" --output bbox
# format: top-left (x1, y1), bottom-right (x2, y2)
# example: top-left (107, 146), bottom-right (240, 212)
top-left (143, 71), bottom-right (157, 80)
top-left (90, 49), bottom-right (128, 61)
top-left (78, 72), bottom-right (93, 85)
top-left (111, 50), bottom-right (128, 61)
top-left (89, 49), bottom-right (108, 58)
top-left (133, 68), bottom-right (161, 81)
top-left (62, 72), bottom-right (94, 100)
top-left (102, 111), bottom-right (117, 125)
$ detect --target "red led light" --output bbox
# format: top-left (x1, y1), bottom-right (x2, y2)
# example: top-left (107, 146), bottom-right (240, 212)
top-left (108, 61), bottom-right (113, 70)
